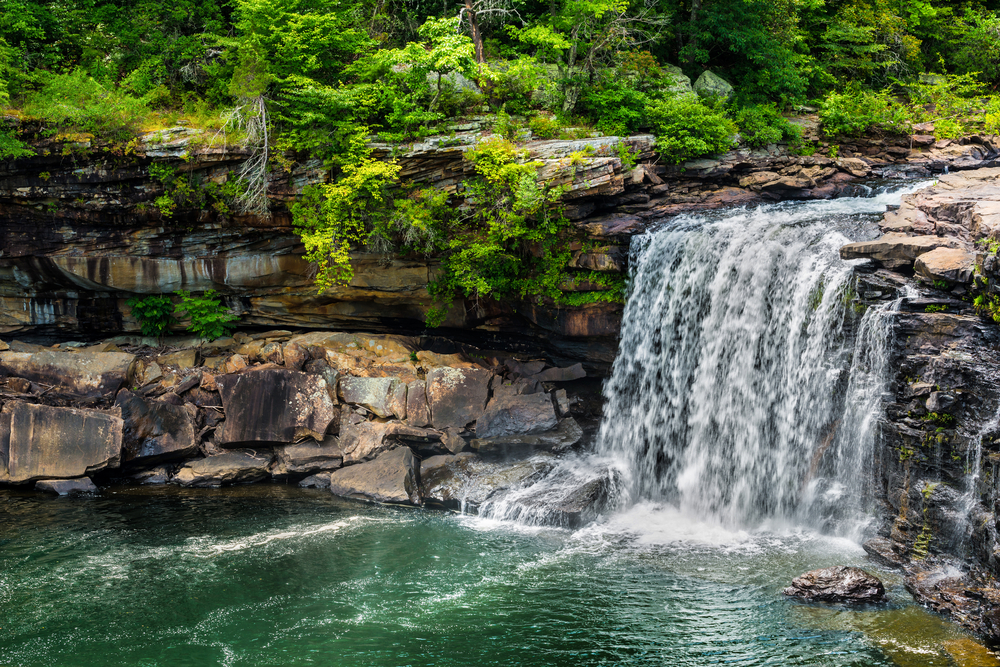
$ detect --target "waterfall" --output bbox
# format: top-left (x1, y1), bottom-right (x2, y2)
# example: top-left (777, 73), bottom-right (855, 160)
top-left (596, 191), bottom-right (922, 533)
top-left (479, 184), bottom-right (929, 533)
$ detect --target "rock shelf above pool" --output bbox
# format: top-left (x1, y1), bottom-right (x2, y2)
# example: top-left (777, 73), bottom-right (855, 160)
top-left (0, 329), bottom-right (602, 520)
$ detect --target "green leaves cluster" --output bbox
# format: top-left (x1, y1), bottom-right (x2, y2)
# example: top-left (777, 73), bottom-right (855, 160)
top-left (645, 94), bottom-right (737, 164)
top-left (128, 291), bottom-right (239, 341)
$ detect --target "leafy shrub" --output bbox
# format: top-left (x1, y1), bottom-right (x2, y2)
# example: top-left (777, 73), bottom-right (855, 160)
top-left (729, 104), bottom-right (802, 148)
top-left (174, 290), bottom-right (238, 341)
top-left (819, 86), bottom-right (911, 137)
top-left (645, 94), bottom-right (738, 164)
top-left (480, 57), bottom-right (546, 115)
top-left (23, 69), bottom-right (149, 141)
top-left (127, 295), bottom-right (176, 338)
top-left (529, 114), bottom-right (562, 139)
top-left (578, 78), bottom-right (649, 136)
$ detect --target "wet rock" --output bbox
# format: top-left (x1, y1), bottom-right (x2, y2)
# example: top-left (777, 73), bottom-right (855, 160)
top-left (299, 472), bottom-right (333, 489)
top-left (420, 452), bottom-right (554, 511)
top-left (130, 467), bottom-right (169, 485)
top-left (0, 349), bottom-right (135, 399)
top-left (35, 477), bottom-right (98, 495)
top-left (114, 390), bottom-right (199, 465)
top-left (863, 537), bottom-right (907, 568)
top-left (215, 369), bottom-right (335, 446)
top-left (426, 367), bottom-right (491, 429)
top-left (529, 363), bottom-right (587, 383)
top-left (172, 450), bottom-right (273, 487)
top-left (477, 392), bottom-right (558, 438)
top-left (471, 416), bottom-right (583, 454)
top-left (328, 446), bottom-right (420, 505)
top-left (0, 401), bottom-right (123, 483)
top-left (270, 439), bottom-right (343, 479)
top-left (339, 376), bottom-right (395, 418)
top-left (904, 558), bottom-right (1000, 643)
top-left (782, 566), bottom-right (885, 602)
top-left (488, 464), bottom-right (617, 526)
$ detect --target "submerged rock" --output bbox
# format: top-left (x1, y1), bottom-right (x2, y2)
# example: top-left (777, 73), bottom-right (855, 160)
top-left (35, 477), bottom-right (98, 496)
top-left (172, 451), bottom-right (273, 487)
top-left (328, 446), bottom-right (420, 505)
top-left (783, 566), bottom-right (885, 603)
top-left (420, 452), bottom-right (555, 511)
top-left (0, 401), bottom-right (123, 483)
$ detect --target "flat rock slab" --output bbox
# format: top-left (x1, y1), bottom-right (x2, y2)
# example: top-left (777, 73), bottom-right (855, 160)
top-left (271, 439), bottom-right (344, 479)
top-left (914, 246), bottom-right (977, 284)
top-left (339, 420), bottom-right (441, 463)
top-left (0, 349), bottom-right (135, 399)
top-left (477, 392), bottom-right (558, 438)
top-left (216, 369), bottom-right (335, 446)
top-left (783, 566), bottom-right (885, 603)
top-left (115, 390), bottom-right (198, 465)
top-left (328, 446), bottom-right (420, 505)
top-left (0, 401), bottom-right (123, 483)
top-left (471, 416), bottom-right (583, 454)
top-left (35, 477), bottom-right (97, 495)
top-left (420, 452), bottom-right (554, 511)
top-left (425, 367), bottom-right (492, 429)
top-left (839, 233), bottom-right (959, 269)
top-left (172, 451), bottom-right (273, 487)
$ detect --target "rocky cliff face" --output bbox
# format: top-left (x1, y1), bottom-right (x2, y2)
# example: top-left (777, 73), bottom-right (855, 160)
top-left (842, 168), bottom-right (1000, 640)
top-left (3, 122), bottom-right (994, 372)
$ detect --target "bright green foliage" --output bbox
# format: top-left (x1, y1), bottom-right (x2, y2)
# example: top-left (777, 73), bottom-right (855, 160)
top-left (127, 295), bottom-right (176, 338)
top-left (291, 129), bottom-right (402, 289)
top-left (819, 86), bottom-right (912, 136)
top-left (645, 94), bottom-right (737, 164)
top-left (974, 293), bottom-right (1000, 324)
top-left (729, 104), bottom-right (802, 148)
top-left (23, 70), bottom-right (148, 142)
top-left (174, 290), bottom-right (239, 341)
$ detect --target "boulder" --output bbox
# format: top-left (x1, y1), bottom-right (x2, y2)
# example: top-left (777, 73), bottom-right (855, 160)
top-left (114, 390), bottom-right (199, 465)
top-left (693, 70), bottom-right (733, 100)
top-left (914, 246), bottom-right (977, 284)
top-left (0, 401), bottom-right (123, 483)
top-left (304, 359), bottom-right (340, 403)
top-left (339, 420), bottom-right (442, 463)
top-left (328, 446), bottom-right (420, 505)
top-left (406, 380), bottom-right (430, 427)
top-left (425, 367), bottom-right (492, 429)
top-left (270, 438), bottom-right (344, 479)
top-left (783, 566), bottom-right (885, 602)
top-left (529, 363), bottom-right (587, 383)
top-left (836, 157), bottom-right (870, 178)
top-left (339, 376), bottom-right (395, 418)
top-left (130, 467), bottom-right (170, 485)
top-left (157, 349), bottom-right (198, 369)
top-left (839, 232), bottom-right (959, 269)
top-left (35, 477), bottom-right (98, 496)
top-left (299, 472), bottom-right (333, 489)
top-left (660, 64), bottom-right (693, 95)
top-left (420, 452), bottom-right (554, 511)
top-left (477, 392), bottom-right (558, 438)
top-left (388, 381), bottom-right (407, 421)
top-left (471, 416), bottom-right (584, 454)
top-left (0, 349), bottom-right (135, 399)
top-left (215, 369), bottom-right (336, 446)
top-left (172, 451), bottom-right (273, 487)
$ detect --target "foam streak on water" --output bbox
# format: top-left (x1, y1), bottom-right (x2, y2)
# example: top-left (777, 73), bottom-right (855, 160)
top-left (594, 184), bottom-right (928, 533)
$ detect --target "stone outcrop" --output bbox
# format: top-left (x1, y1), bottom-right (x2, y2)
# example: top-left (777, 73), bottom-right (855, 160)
top-left (172, 451), bottom-right (273, 487)
top-left (476, 392), bottom-right (558, 438)
top-left (0, 349), bottom-right (134, 400)
top-left (215, 369), bottom-right (336, 445)
top-left (115, 390), bottom-right (198, 465)
top-left (783, 566), bottom-right (885, 603)
top-left (426, 367), bottom-right (492, 429)
top-left (328, 446), bottom-right (421, 505)
top-left (0, 401), bottom-right (122, 483)
top-left (270, 440), bottom-right (343, 479)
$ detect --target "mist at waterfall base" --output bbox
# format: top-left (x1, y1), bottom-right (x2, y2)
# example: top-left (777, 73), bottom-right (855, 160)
top-left (1, 182), bottom-right (983, 667)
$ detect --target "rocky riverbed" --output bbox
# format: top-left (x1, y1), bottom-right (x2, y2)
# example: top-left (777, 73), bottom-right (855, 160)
top-left (0, 329), bottom-right (611, 525)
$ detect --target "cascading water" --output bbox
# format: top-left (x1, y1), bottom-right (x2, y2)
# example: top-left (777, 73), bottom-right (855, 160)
top-left (482, 183), bottom-right (929, 534)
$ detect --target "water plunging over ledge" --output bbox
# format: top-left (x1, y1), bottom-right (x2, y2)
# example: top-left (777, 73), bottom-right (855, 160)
top-left (482, 182), bottom-right (931, 535)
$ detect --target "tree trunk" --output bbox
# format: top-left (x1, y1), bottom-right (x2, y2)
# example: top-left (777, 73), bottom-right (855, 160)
top-left (464, 0), bottom-right (485, 63)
